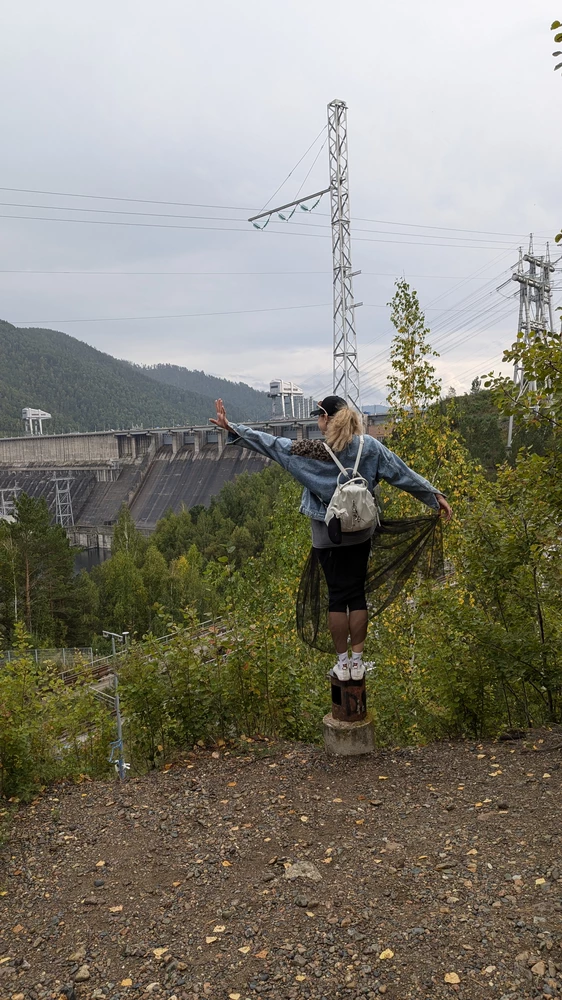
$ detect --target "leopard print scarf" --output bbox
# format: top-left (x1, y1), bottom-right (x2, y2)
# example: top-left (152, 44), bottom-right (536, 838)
top-left (291, 439), bottom-right (332, 461)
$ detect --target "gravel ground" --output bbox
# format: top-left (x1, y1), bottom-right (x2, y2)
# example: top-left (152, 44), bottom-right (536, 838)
top-left (1, 731), bottom-right (562, 1000)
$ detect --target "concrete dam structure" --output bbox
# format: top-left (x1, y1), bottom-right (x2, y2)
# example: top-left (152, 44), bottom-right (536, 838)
top-left (0, 416), bottom-right (388, 554)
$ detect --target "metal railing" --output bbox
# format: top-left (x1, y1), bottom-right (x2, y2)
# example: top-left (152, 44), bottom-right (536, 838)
top-left (0, 646), bottom-right (93, 667)
top-left (60, 617), bottom-right (230, 684)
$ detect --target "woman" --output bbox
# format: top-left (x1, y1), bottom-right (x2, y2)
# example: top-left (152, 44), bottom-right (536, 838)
top-left (211, 395), bottom-right (451, 682)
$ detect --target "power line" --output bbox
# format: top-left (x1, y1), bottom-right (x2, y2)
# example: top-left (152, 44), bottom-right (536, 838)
top-left (297, 253), bottom-right (517, 391)
top-left (359, 300), bottom-right (518, 396)
top-left (360, 296), bottom-right (517, 385)
top-left (0, 185), bottom-right (253, 211)
top-left (15, 301), bottom-right (331, 326)
top-left (0, 201), bottom-right (529, 247)
top-left (1, 269), bottom-right (335, 275)
top-left (342, 216), bottom-right (540, 239)
top-left (0, 214), bottom-right (523, 250)
top-left (0, 185), bottom-right (550, 240)
top-left (0, 269), bottom-right (504, 278)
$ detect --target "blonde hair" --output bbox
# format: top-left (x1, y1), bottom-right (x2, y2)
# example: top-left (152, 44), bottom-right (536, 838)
top-left (324, 407), bottom-right (362, 452)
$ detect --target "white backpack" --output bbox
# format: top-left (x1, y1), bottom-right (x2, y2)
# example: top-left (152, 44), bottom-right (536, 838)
top-left (323, 435), bottom-right (380, 533)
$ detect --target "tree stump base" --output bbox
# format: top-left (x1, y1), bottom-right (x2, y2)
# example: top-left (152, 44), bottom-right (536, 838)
top-left (323, 711), bottom-right (375, 756)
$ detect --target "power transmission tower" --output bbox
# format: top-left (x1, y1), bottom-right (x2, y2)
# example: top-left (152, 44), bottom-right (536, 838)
top-left (507, 238), bottom-right (555, 449)
top-left (249, 99), bottom-right (362, 411)
top-left (0, 485), bottom-right (20, 519)
top-left (327, 100), bottom-right (361, 411)
top-left (52, 474), bottom-right (74, 527)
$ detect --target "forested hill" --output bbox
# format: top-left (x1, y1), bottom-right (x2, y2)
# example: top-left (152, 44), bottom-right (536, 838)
top-left (0, 320), bottom-right (269, 436)
top-left (138, 364), bottom-right (271, 420)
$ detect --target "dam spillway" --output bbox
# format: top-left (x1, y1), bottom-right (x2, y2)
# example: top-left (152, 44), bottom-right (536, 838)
top-left (0, 422), bottom-right (309, 551)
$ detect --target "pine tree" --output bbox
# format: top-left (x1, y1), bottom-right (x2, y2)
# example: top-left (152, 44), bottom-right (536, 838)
top-left (0, 494), bottom-right (75, 645)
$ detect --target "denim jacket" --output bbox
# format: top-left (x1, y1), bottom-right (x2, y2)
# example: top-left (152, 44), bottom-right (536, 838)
top-left (227, 424), bottom-right (441, 520)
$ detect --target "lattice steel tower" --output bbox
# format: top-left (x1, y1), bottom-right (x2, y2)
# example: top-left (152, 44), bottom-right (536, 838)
top-left (507, 238), bottom-right (556, 449)
top-left (248, 100), bottom-right (362, 412)
top-left (0, 485), bottom-right (20, 519)
top-left (52, 474), bottom-right (74, 528)
top-left (328, 100), bottom-right (361, 411)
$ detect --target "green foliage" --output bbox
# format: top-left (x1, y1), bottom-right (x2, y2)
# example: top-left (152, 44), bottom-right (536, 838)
top-left (119, 484), bottom-right (330, 769)
top-left (0, 320), bottom-right (267, 435)
top-left (87, 467), bottom-right (287, 638)
top-left (368, 281), bottom-right (562, 740)
top-left (387, 279), bottom-right (441, 418)
top-left (112, 505), bottom-right (147, 564)
top-left (95, 551), bottom-right (148, 636)
top-left (141, 546), bottom-right (170, 631)
top-left (484, 331), bottom-right (561, 468)
top-left (368, 455), bottom-right (562, 741)
top-left (435, 390), bottom-right (507, 474)
top-left (0, 623), bottom-right (112, 800)
top-left (0, 494), bottom-right (85, 647)
top-left (169, 545), bottom-right (207, 618)
top-left (152, 508), bottom-right (195, 563)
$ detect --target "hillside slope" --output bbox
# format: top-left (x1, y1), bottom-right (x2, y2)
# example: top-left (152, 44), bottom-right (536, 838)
top-left (139, 363), bottom-right (271, 420)
top-left (2, 732), bottom-right (558, 999)
top-left (0, 320), bottom-right (267, 436)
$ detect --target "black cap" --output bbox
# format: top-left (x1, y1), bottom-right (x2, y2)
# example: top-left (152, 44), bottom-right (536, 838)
top-left (310, 395), bottom-right (348, 417)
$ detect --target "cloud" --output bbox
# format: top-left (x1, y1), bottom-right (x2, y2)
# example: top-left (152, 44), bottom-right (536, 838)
top-left (0, 0), bottom-right (559, 404)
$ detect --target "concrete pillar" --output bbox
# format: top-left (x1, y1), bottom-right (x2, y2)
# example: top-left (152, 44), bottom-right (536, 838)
top-left (323, 712), bottom-right (375, 756)
top-left (193, 430), bottom-right (201, 456)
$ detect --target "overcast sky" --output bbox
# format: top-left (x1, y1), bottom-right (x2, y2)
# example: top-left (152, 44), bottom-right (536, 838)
top-left (0, 0), bottom-right (560, 404)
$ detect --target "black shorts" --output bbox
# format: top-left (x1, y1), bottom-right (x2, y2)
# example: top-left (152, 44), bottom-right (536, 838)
top-left (315, 540), bottom-right (371, 613)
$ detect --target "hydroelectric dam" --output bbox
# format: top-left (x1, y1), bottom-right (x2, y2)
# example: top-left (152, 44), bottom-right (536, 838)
top-left (0, 416), bottom-right (388, 557)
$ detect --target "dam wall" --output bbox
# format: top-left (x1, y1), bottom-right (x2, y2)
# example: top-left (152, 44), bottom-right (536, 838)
top-left (0, 416), bottom-right (389, 552)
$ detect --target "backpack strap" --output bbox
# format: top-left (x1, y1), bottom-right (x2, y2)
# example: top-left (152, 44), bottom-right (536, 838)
top-left (323, 434), bottom-right (364, 479)
top-left (322, 440), bottom-right (349, 476)
top-left (352, 435), bottom-right (364, 476)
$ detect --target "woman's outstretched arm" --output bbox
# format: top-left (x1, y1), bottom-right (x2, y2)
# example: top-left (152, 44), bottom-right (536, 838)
top-left (209, 398), bottom-right (233, 432)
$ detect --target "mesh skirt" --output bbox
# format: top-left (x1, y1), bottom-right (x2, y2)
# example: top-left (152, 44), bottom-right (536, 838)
top-left (296, 514), bottom-right (444, 652)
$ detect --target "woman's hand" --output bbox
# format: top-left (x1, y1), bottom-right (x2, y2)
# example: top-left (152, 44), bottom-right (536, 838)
top-left (436, 493), bottom-right (452, 522)
top-left (209, 398), bottom-right (232, 431)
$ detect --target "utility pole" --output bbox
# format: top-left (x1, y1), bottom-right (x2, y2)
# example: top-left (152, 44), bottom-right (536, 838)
top-left (249, 99), bottom-right (362, 412)
top-left (507, 238), bottom-right (555, 449)
top-left (327, 100), bottom-right (362, 411)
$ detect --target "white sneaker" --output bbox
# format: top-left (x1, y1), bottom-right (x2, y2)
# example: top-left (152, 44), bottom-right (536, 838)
top-left (350, 660), bottom-right (365, 681)
top-left (333, 659), bottom-right (351, 681)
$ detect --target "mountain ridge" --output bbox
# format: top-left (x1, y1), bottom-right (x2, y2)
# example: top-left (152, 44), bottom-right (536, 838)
top-left (0, 319), bottom-right (270, 436)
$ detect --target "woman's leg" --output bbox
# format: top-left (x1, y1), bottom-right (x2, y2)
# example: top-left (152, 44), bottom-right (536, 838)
top-left (346, 540), bottom-right (371, 657)
top-left (317, 541), bottom-right (371, 655)
top-left (349, 609), bottom-right (368, 652)
top-left (328, 611), bottom-right (349, 653)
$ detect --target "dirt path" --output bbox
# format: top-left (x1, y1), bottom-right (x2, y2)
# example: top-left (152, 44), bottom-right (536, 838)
top-left (1, 732), bottom-right (561, 1000)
